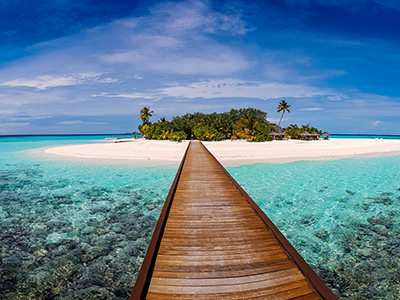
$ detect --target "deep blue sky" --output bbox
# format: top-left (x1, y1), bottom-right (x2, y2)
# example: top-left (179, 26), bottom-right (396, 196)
top-left (0, 0), bottom-right (399, 134)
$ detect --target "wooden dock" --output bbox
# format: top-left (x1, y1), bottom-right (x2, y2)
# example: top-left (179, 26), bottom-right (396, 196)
top-left (130, 141), bottom-right (337, 299)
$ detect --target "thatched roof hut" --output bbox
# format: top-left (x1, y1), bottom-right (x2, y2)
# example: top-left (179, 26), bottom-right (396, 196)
top-left (322, 131), bottom-right (330, 140)
top-left (300, 131), bottom-right (312, 140)
top-left (271, 124), bottom-right (284, 133)
top-left (270, 131), bottom-right (285, 140)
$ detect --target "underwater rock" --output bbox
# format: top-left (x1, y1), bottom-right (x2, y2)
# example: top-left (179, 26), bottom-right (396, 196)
top-left (361, 203), bottom-right (369, 210)
top-left (367, 216), bottom-right (385, 226)
top-left (370, 197), bottom-right (393, 206)
top-left (298, 215), bottom-right (315, 225)
top-left (0, 165), bottom-right (166, 300)
top-left (313, 213), bottom-right (400, 299)
top-left (381, 192), bottom-right (394, 196)
top-left (315, 230), bottom-right (330, 241)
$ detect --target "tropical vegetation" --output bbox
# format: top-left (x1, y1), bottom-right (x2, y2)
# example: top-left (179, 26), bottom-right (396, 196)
top-left (284, 124), bottom-right (322, 139)
top-left (277, 99), bottom-right (291, 126)
top-left (139, 106), bottom-right (154, 125)
top-left (138, 107), bottom-right (274, 142)
top-left (137, 105), bottom-right (323, 142)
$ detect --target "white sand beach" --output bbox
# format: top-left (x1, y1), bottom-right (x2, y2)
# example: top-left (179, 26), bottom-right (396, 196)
top-left (37, 138), bottom-right (400, 166)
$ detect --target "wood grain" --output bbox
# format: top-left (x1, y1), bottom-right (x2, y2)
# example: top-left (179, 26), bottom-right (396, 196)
top-left (146, 141), bottom-right (322, 299)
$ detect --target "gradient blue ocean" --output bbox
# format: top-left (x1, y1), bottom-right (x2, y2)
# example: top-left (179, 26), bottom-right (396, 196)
top-left (1, 135), bottom-right (400, 299)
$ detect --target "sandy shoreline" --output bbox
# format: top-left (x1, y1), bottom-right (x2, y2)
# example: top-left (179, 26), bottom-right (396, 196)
top-left (32, 138), bottom-right (400, 167)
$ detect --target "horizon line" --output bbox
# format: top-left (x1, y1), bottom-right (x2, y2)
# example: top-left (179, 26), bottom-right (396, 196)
top-left (1, 133), bottom-right (400, 137)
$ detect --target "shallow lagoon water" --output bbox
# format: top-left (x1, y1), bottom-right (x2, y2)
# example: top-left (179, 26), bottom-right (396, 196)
top-left (1, 136), bottom-right (400, 299)
top-left (0, 136), bottom-right (176, 299)
top-left (228, 156), bottom-right (400, 299)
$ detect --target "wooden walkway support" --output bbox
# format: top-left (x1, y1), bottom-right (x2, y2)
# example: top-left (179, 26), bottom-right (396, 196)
top-left (130, 141), bottom-right (337, 299)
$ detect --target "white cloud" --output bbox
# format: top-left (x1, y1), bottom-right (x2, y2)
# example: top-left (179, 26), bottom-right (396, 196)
top-left (149, 53), bottom-right (249, 75)
top-left (371, 120), bottom-right (380, 127)
top-left (327, 94), bottom-right (346, 101)
top-left (102, 48), bottom-right (249, 76)
top-left (158, 79), bottom-right (330, 99)
top-left (0, 109), bottom-right (15, 115)
top-left (56, 120), bottom-right (108, 125)
top-left (98, 77), bottom-right (118, 83)
top-left (301, 107), bottom-right (323, 111)
top-left (99, 1), bottom-right (251, 75)
top-left (92, 92), bottom-right (154, 99)
top-left (1, 73), bottom-right (116, 90)
top-left (0, 122), bottom-right (30, 129)
top-left (153, 0), bottom-right (250, 35)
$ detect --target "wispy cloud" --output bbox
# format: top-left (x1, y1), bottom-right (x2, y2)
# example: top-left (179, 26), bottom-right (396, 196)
top-left (0, 122), bottom-right (30, 133)
top-left (105, 50), bottom-right (249, 76)
top-left (0, 0), bottom-right (399, 134)
top-left (158, 79), bottom-right (332, 99)
top-left (0, 109), bottom-right (16, 115)
top-left (371, 120), bottom-right (380, 127)
top-left (99, 1), bottom-right (251, 75)
top-left (56, 120), bottom-right (108, 125)
top-left (92, 92), bottom-right (154, 99)
top-left (301, 107), bottom-right (323, 111)
top-left (1, 73), bottom-right (116, 90)
top-left (153, 0), bottom-right (250, 35)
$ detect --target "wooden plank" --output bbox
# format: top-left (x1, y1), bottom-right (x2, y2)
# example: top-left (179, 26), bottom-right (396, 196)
top-left (130, 141), bottom-right (336, 299)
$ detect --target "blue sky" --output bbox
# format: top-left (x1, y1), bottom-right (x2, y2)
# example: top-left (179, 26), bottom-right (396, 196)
top-left (0, 0), bottom-right (399, 134)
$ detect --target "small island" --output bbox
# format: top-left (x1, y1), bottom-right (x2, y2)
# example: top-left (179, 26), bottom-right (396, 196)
top-left (39, 103), bottom-right (400, 167)
top-left (138, 102), bottom-right (322, 142)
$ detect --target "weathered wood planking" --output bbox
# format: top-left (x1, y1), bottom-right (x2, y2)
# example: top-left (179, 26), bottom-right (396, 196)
top-left (130, 141), bottom-right (337, 300)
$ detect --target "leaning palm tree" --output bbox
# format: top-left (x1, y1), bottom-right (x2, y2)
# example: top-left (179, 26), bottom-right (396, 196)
top-left (277, 100), bottom-right (291, 126)
top-left (139, 106), bottom-right (154, 125)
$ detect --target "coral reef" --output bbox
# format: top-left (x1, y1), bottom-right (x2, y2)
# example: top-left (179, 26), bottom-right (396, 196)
top-left (0, 165), bottom-right (172, 299)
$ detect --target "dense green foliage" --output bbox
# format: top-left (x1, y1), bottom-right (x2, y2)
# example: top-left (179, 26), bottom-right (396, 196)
top-left (284, 124), bottom-right (322, 139)
top-left (138, 108), bottom-right (273, 142)
top-left (137, 106), bottom-right (323, 142)
top-left (139, 106), bottom-right (153, 125)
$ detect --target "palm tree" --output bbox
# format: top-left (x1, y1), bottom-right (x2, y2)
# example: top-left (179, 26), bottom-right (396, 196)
top-left (139, 106), bottom-right (154, 125)
top-left (236, 116), bottom-right (259, 141)
top-left (277, 100), bottom-right (291, 126)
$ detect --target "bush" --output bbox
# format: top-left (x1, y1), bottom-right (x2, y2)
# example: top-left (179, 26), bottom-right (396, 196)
top-left (168, 130), bottom-right (187, 142)
top-left (255, 123), bottom-right (273, 142)
top-left (193, 125), bottom-right (225, 141)
top-left (137, 107), bottom-right (324, 142)
top-left (284, 124), bottom-right (322, 139)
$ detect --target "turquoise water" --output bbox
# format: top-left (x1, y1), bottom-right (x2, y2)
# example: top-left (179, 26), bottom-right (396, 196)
top-left (1, 136), bottom-right (400, 299)
top-left (331, 134), bottom-right (400, 139)
top-left (0, 136), bottom-right (176, 299)
top-left (228, 157), bottom-right (400, 299)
